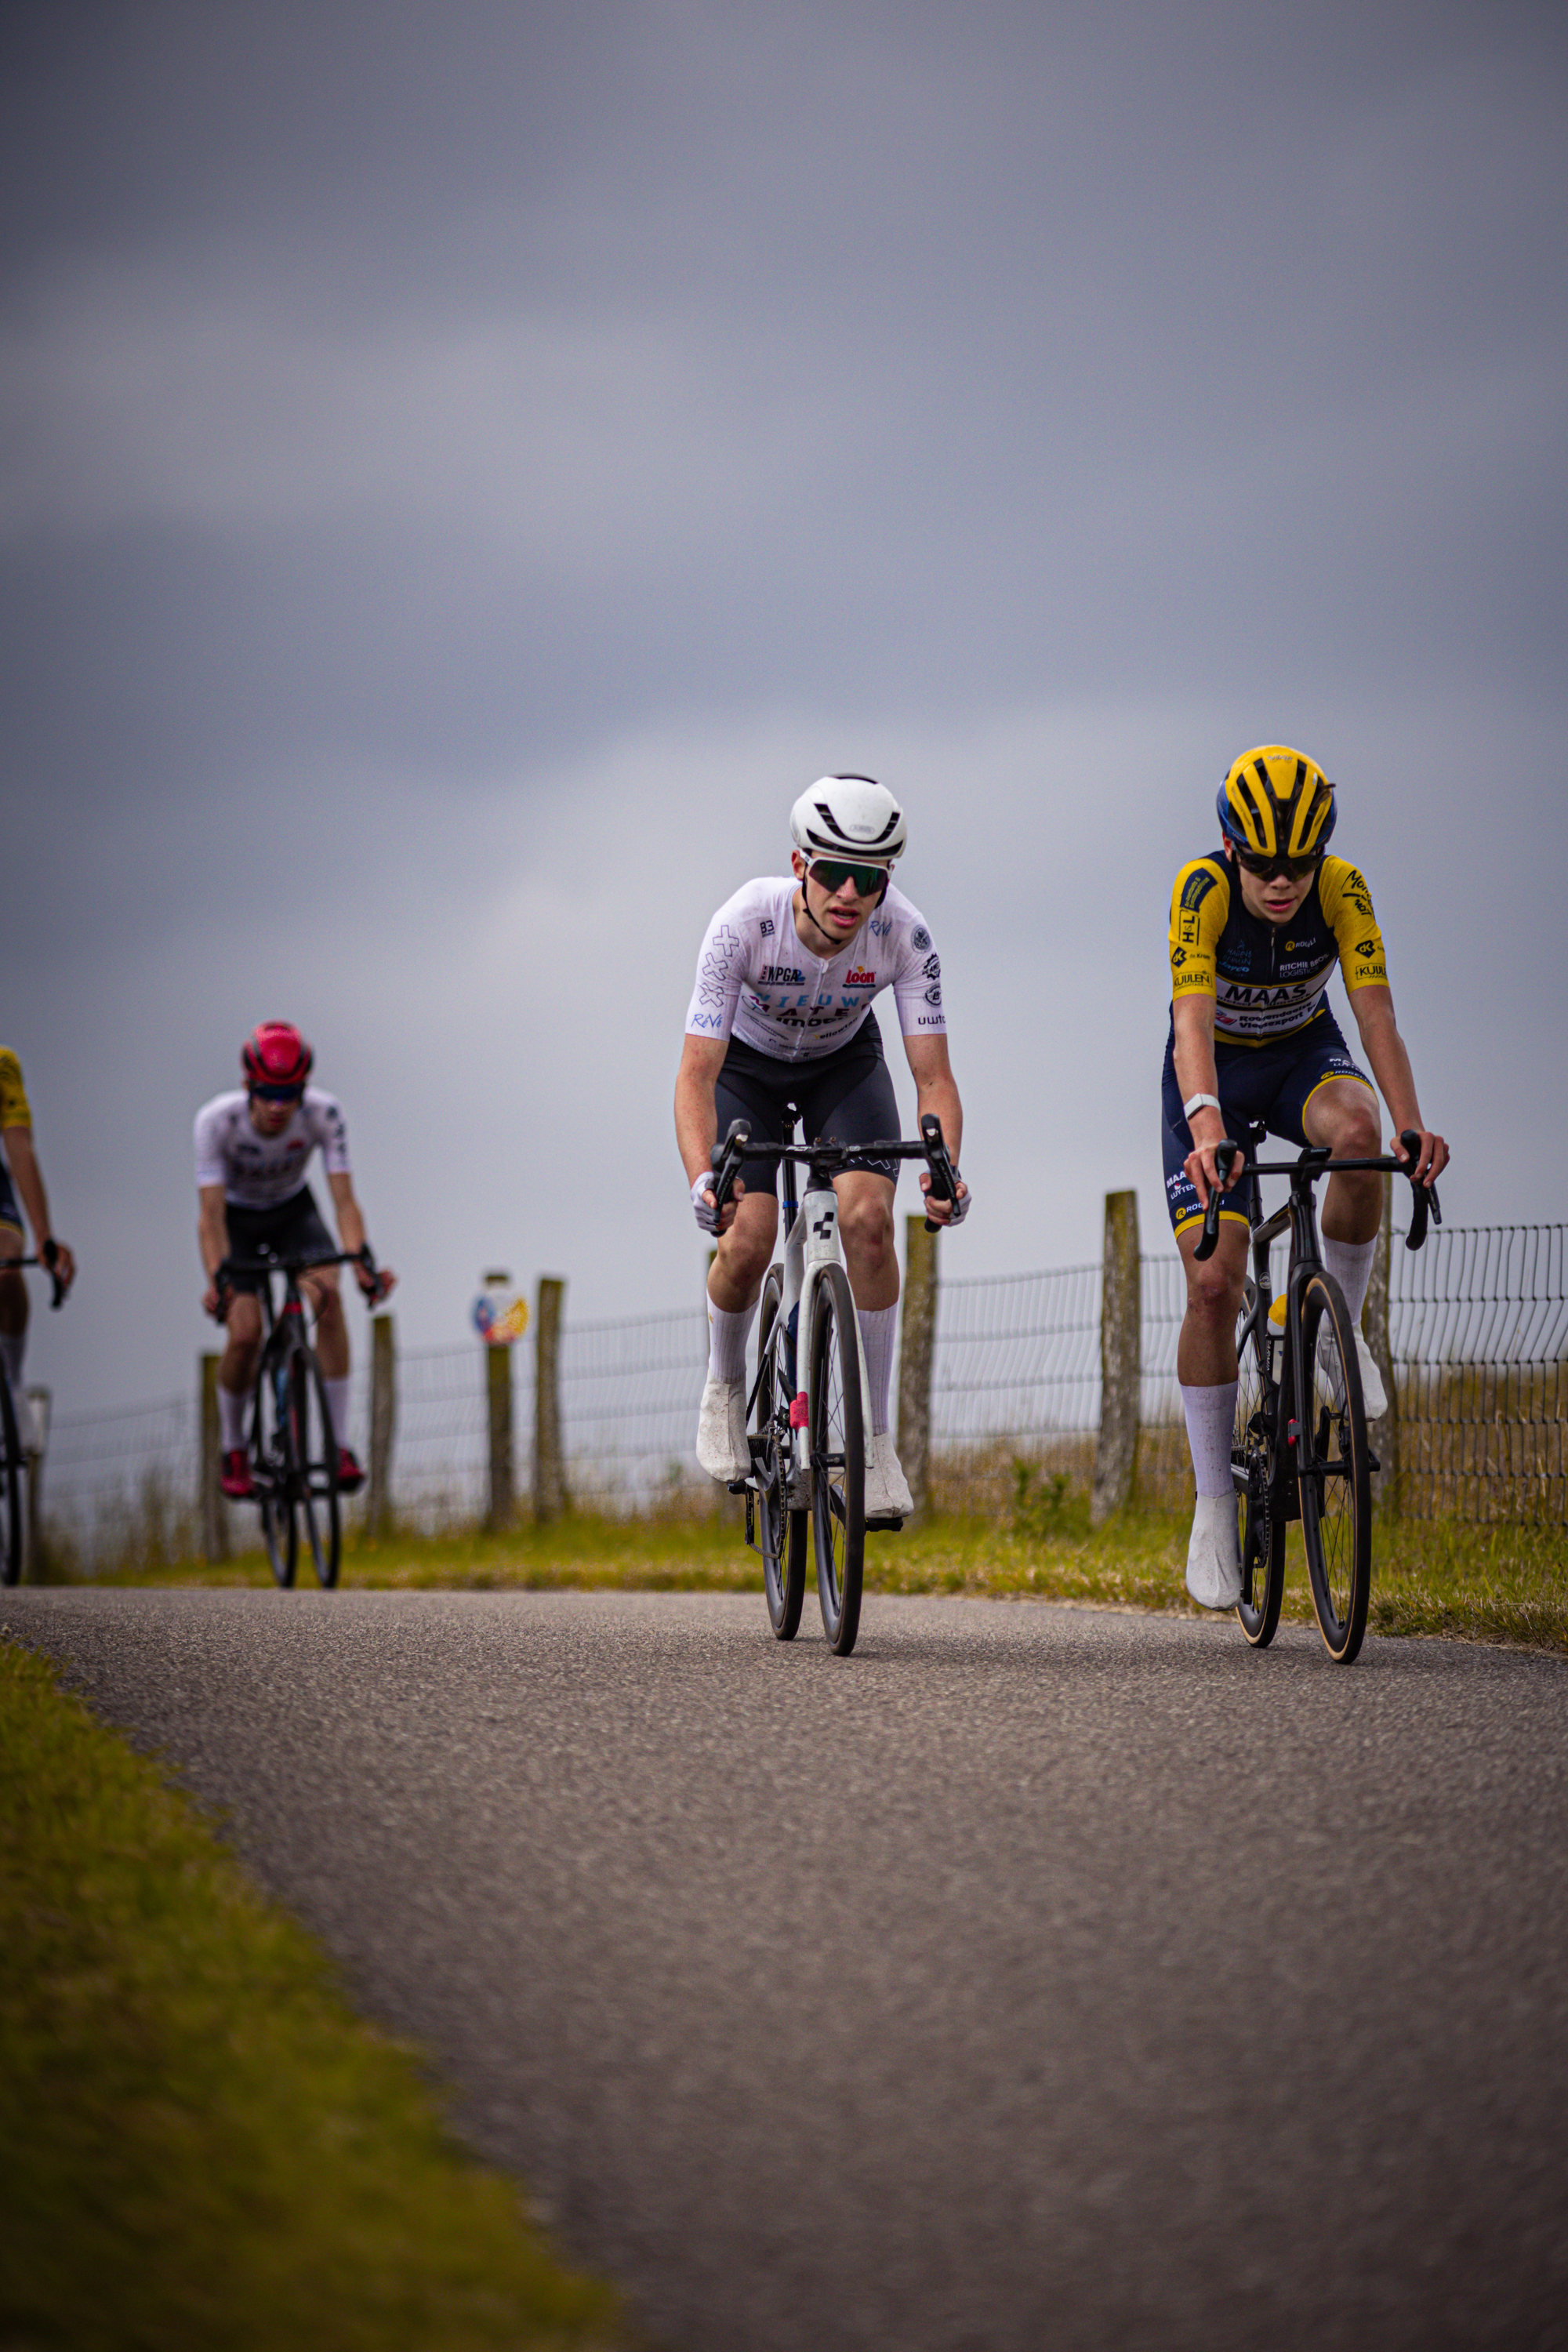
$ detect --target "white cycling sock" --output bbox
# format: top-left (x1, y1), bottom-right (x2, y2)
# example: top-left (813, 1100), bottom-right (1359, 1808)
top-left (0, 1330), bottom-right (24, 1393)
top-left (1181, 1380), bottom-right (1238, 1499)
top-left (1321, 1236), bottom-right (1376, 1327)
top-left (706, 1298), bottom-right (757, 1385)
top-left (218, 1381), bottom-right (248, 1451)
top-left (323, 1377), bottom-right (352, 1447)
top-left (858, 1303), bottom-right (898, 1436)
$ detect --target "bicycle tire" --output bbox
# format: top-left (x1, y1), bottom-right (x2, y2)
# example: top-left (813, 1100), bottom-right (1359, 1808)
top-left (1232, 1285), bottom-right (1284, 1648)
top-left (756, 1267), bottom-right (806, 1640)
top-left (809, 1261), bottom-right (865, 1657)
top-left (292, 1348), bottom-right (341, 1589)
top-left (252, 1355), bottom-right (298, 1588)
top-left (0, 1367), bottom-right (22, 1587)
top-left (1297, 1270), bottom-right (1372, 1663)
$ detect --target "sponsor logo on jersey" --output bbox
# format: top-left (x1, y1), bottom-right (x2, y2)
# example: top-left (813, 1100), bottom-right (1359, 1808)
top-left (1180, 868), bottom-right (1218, 913)
top-left (911, 926), bottom-right (931, 951)
top-left (924, 984), bottom-right (942, 1006)
top-left (759, 917), bottom-right (774, 935)
top-left (869, 915), bottom-right (893, 937)
top-left (844, 967), bottom-right (876, 986)
top-left (921, 953), bottom-right (941, 980)
top-left (760, 965), bottom-right (806, 985)
top-left (1356, 937), bottom-right (1378, 957)
top-left (1170, 947), bottom-right (1188, 968)
top-left (916, 1013), bottom-right (944, 1027)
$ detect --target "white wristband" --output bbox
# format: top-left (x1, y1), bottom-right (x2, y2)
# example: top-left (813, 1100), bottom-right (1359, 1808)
top-left (1182, 1091), bottom-right (1222, 1121)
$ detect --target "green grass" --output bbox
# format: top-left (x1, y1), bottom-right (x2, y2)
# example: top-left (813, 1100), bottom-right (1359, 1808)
top-left (0, 1638), bottom-right (625, 2352)
top-left (88, 1490), bottom-right (1568, 1653)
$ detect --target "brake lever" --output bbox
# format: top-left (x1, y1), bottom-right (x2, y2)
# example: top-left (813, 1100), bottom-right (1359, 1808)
top-left (919, 1112), bottom-right (956, 1233)
top-left (709, 1118), bottom-right (751, 1225)
top-left (1193, 1142), bottom-right (1244, 1262)
top-left (1398, 1129), bottom-right (1439, 1249)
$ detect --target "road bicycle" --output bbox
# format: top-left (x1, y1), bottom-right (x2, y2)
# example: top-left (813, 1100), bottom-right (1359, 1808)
top-left (709, 1109), bottom-right (959, 1659)
top-left (0, 1252), bottom-right (65, 1587)
top-left (215, 1245), bottom-right (380, 1591)
top-left (1193, 1127), bottom-right (1439, 1664)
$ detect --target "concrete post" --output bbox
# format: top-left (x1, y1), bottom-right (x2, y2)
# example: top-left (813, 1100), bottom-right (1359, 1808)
top-left (897, 1215), bottom-right (938, 1523)
top-left (365, 1312), bottom-right (397, 1538)
top-left (1091, 1189), bottom-right (1141, 1525)
top-left (199, 1352), bottom-right (230, 1563)
top-left (486, 1341), bottom-right (514, 1530)
top-left (1366, 1176), bottom-right (1400, 1515)
top-left (533, 1276), bottom-right (568, 1524)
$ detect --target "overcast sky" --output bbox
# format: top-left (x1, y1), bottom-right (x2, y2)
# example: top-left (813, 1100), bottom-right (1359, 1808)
top-left (2, 0), bottom-right (1565, 1416)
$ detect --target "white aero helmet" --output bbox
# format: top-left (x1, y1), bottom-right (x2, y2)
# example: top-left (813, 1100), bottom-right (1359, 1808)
top-left (789, 775), bottom-right (907, 866)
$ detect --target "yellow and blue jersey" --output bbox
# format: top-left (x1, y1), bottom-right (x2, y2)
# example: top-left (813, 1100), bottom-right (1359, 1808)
top-left (1168, 854), bottom-right (1387, 1045)
top-left (0, 1048), bottom-right (31, 1133)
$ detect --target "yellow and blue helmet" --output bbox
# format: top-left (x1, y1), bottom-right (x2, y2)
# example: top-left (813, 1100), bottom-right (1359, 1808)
top-left (1216, 745), bottom-right (1336, 861)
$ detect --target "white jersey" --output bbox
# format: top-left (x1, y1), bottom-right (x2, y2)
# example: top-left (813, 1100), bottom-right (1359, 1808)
top-left (193, 1088), bottom-right (351, 1211)
top-left (684, 877), bottom-right (946, 1064)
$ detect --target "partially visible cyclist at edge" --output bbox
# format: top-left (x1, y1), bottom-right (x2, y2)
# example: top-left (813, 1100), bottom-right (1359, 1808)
top-left (195, 1023), bottom-right (394, 1500)
top-left (1165, 744), bottom-right (1447, 1610)
top-left (0, 1044), bottom-right (78, 1439)
top-left (674, 775), bottom-right (969, 1524)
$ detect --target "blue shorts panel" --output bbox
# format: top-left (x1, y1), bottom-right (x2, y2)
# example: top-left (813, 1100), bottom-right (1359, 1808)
top-left (1161, 1011), bottom-right (1373, 1239)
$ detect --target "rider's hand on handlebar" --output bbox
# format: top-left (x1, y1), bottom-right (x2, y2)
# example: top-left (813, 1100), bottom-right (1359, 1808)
top-left (39, 1237), bottom-right (77, 1294)
top-left (920, 1169), bottom-right (971, 1226)
top-left (356, 1254), bottom-right (396, 1305)
top-left (1182, 1103), bottom-right (1238, 1210)
top-left (1392, 1127), bottom-right (1449, 1187)
top-left (203, 1276), bottom-right (233, 1323)
top-left (692, 1169), bottom-right (745, 1236)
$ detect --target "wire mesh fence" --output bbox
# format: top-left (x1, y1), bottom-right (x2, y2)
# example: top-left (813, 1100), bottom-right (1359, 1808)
top-left (29, 1219), bottom-right (1567, 1570)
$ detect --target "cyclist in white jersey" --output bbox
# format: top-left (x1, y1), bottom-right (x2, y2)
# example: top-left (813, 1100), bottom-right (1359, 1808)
top-left (675, 776), bottom-right (968, 1522)
top-left (194, 1022), bottom-right (395, 1499)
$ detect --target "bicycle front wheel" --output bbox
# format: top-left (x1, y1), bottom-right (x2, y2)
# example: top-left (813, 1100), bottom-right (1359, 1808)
top-left (0, 1370), bottom-right (22, 1587)
top-left (292, 1349), bottom-right (341, 1589)
top-left (809, 1262), bottom-right (865, 1657)
top-left (1297, 1271), bottom-right (1372, 1663)
top-left (756, 1267), bottom-right (806, 1640)
top-left (1233, 1287), bottom-right (1284, 1649)
top-left (252, 1359), bottom-right (298, 1588)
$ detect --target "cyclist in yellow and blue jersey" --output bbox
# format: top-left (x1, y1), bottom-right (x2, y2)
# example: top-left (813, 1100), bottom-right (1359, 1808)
top-left (1163, 746), bottom-right (1447, 1611)
top-left (0, 1047), bottom-right (77, 1435)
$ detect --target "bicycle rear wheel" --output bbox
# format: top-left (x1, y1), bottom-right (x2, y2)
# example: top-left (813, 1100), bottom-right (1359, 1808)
top-left (292, 1349), bottom-right (341, 1589)
top-left (1298, 1271), bottom-right (1372, 1663)
top-left (0, 1369), bottom-right (22, 1587)
top-left (252, 1359), bottom-right (298, 1588)
top-left (755, 1267), bottom-right (806, 1640)
top-left (809, 1262), bottom-right (865, 1657)
top-left (1232, 1286), bottom-right (1284, 1649)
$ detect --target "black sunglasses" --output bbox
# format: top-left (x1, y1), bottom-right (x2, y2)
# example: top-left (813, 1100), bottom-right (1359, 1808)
top-left (808, 857), bottom-right (888, 898)
top-left (1234, 847), bottom-right (1323, 883)
top-left (250, 1082), bottom-right (306, 1104)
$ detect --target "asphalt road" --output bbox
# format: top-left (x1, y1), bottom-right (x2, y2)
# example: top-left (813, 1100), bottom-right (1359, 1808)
top-left (8, 1587), bottom-right (1567, 2352)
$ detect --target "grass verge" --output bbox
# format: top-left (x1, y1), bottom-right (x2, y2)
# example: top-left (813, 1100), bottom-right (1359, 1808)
top-left (0, 1636), bottom-right (624, 2352)
top-left (87, 1492), bottom-right (1568, 1653)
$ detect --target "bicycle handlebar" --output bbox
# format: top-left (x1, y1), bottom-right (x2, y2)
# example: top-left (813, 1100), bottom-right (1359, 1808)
top-left (210, 1243), bottom-right (383, 1319)
top-left (1192, 1129), bottom-right (1440, 1262)
top-left (0, 1254), bottom-right (67, 1310)
top-left (706, 1113), bottom-right (961, 1232)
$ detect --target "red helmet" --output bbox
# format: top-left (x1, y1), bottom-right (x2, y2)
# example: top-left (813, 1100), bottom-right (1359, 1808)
top-left (241, 1022), bottom-right (314, 1090)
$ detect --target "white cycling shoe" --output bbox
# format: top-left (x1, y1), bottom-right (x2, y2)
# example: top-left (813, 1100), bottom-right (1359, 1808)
top-left (1185, 1492), bottom-right (1243, 1611)
top-left (1316, 1327), bottom-right (1388, 1421)
top-left (862, 1429), bottom-right (914, 1525)
top-left (696, 1376), bottom-right (749, 1483)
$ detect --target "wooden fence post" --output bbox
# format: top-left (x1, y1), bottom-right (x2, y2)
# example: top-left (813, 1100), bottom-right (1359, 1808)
top-left (533, 1275), bottom-right (567, 1524)
top-left (23, 1386), bottom-right (49, 1583)
top-left (1366, 1176), bottom-right (1400, 1515)
top-left (897, 1215), bottom-right (938, 1523)
top-left (1091, 1189), bottom-right (1141, 1525)
top-left (365, 1312), bottom-right (396, 1538)
top-left (198, 1352), bottom-right (230, 1563)
top-left (486, 1341), bottom-right (514, 1530)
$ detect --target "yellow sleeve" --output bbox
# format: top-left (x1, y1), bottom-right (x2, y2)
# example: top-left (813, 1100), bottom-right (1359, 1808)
top-left (0, 1049), bottom-right (31, 1132)
top-left (1168, 859), bottom-right (1229, 999)
top-left (1319, 858), bottom-right (1388, 993)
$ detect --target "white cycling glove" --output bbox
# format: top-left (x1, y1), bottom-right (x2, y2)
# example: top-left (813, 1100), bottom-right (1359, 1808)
top-left (692, 1168), bottom-right (725, 1234)
top-left (928, 1172), bottom-right (971, 1225)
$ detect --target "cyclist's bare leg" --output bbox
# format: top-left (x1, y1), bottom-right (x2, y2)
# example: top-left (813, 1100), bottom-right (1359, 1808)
top-left (706, 1189), bottom-right (779, 1314)
top-left (1176, 1218), bottom-right (1249, 1384)
top-left (218, 1293), bottom-right (264, 1399)
top-left (834, 1171), bottom-right (898, 1310)
top-left (299, 1265), bottom-right (348, 1379)
top-left (1303, 1078), bottom-right (1383, 1244)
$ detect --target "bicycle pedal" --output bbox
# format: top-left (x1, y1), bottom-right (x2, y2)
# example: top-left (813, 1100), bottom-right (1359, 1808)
top-left (1366, 1448), bottom-right (1381, 1473)
top-left (865, 1512), bottom-right (905, 1533)
top-left (727, 1478), bottom-right (751, 1495)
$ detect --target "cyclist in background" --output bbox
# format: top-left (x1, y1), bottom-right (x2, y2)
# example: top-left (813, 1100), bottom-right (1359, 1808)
top-left (1164, 745), bottom-right (1446, 1610)
top-left (0, 1045), bottom-right (77, 1437)
top-left (674, 775), bottom-right (968, 1524)
top-left (195, 1023), bottom-right (394, 1499)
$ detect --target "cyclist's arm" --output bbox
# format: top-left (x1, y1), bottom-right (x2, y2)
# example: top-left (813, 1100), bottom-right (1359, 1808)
top-left (0, 1125), bottom-right (75, 1287)
top-left (673, 1033), bottom-right (746, 1232)
top-left (198, 1181), bottom-right (231, 1308)
top-left (325, 1169), bottom-right (397, 1298)
top-left (901, 1032), bottom-right (967, 1222)
top-left (1343, 984), bottom-right (1449, 1185)
top-left (1171, 993), bottom-right (1232, 1206)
